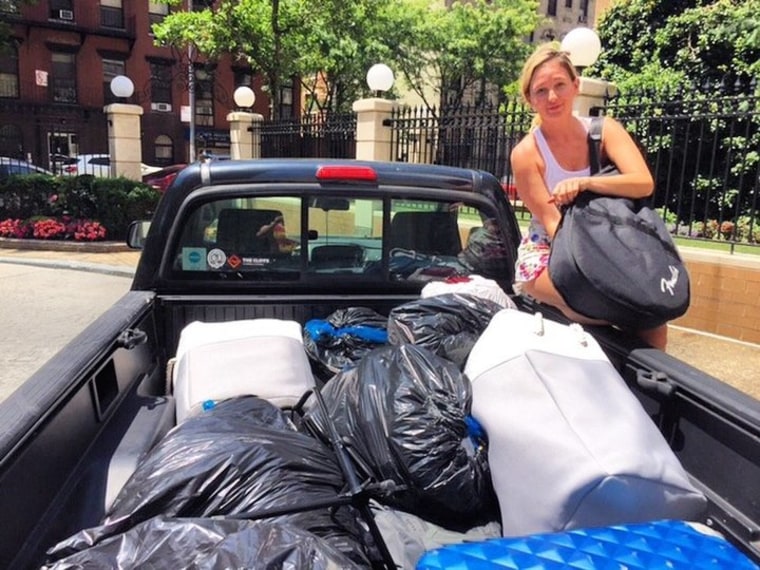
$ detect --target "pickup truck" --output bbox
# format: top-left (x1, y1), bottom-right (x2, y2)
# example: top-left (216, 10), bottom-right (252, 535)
top-left (0, 159), bottom-right (758, 569)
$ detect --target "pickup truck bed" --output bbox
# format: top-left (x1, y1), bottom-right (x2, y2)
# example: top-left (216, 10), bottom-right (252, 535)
top-left (0, 159), bottom-right (758, 569)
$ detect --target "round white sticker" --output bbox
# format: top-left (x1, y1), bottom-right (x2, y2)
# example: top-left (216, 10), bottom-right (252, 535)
top-left (207, 248), bottom-right (227, 269)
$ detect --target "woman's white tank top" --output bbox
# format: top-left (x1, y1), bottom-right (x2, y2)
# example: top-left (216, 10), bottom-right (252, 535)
top-left (532, 118), bottom-right (592, 194)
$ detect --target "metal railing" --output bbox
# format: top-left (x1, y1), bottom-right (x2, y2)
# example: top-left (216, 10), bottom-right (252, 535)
top-left (254, 111), bottom-right (356, 159)
top-left (387, 101), bottom-right (533, 183)
top-left (385, 87), bottom-right (760, 251)
top-left (599, 82), bottom-right (760, 250)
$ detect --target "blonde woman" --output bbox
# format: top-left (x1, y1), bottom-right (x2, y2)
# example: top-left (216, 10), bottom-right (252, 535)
top-left (510, 44), bottom-right (666, 349)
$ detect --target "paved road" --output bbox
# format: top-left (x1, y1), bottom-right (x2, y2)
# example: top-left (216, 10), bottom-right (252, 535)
top-left (0, 263), bottom-right (131, 401)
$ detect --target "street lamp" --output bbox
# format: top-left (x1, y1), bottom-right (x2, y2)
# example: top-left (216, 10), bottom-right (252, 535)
top-left (233, 86), bottom-right (256, 110)
top-left (366, 63), bottom-right (394, 97)
top-left (560, 27), bottom-right (602, 73)
top-left (110, 75), bottom-right (134, 101)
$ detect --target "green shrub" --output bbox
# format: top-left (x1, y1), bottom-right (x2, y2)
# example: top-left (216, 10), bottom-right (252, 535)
top-left (0, 174), bottom-right (160, 240)
top-left (0, 174), bottom-right (60, 219)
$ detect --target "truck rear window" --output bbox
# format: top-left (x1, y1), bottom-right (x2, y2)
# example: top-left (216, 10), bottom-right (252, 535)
top-left (168, 194), bottom-right (512, 284)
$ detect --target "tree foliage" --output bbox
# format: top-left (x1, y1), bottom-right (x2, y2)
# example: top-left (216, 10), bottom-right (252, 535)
top-left (591, 0), bottom-right (760, 93)
top-left (0, 0), bottom-right (37, 51)
top-left (152, 0), bottom-right (539, 116)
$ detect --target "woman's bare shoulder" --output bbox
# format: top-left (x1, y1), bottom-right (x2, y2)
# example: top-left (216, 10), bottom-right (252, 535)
top-left (510, 132), bottom-right (538, 166)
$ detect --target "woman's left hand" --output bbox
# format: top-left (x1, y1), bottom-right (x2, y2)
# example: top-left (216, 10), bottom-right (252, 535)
top-left (549, 177), bottom-right (588, 206)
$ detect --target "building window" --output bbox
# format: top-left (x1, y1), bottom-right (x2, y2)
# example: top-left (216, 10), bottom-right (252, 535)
top-left (580, 0), bottom-right (589, 19)
top-left (565, 0), bottom-right (572, 7)
top-left (195, 68), bottom-right (214, 126)
top-left (49, 0), bottom-right (74, 21)
top-left (51, 52), bottom-right (77, 103)
top-left (155, 134), bottom-right (173, 164)
top-left (234, 69), bottom-right (253, 89)
top-left (102, 59), bottom-right (126, 104)
top-left (150, 61), bottom-right (172, 104)
top-left (100, 0), bottom-right (124, 28)
top-left (0, 44), bottom-right (19, 98)
top-left (0, 124), bottom-right (24, 158)
top-left (191, 0), bottom-right (214, 10)
top-left (279, 83), bottom-right (293, 118)
top-left (148, 1), bottom-right (168, 27)
top-left (547, 0), bottom-right (557, 17)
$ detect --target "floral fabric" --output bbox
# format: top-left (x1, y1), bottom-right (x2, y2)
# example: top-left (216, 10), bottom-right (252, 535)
top-left (513, 219), bottom-right (551, 295)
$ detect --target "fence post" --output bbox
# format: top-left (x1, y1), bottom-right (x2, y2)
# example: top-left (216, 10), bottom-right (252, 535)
top-left (227, 111), bottom-right (263, 159)
top-left (575, 77), bottom-right (618, 116)
top-left (352, 97), bottom-right (396, 161)
top-left (105, 103), bottom-right (143, 179)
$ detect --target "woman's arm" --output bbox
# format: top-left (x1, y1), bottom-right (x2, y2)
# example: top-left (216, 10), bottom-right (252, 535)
top-left (549, 117), bottom-right (654, 205)
top-left (589, 117), bottom-right (654, 198)
top-left (511, 137), bottom-right (562, 239)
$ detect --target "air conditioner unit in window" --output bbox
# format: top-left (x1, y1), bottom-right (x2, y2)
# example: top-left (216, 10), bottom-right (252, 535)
top-left (58, 9), bottom-right (74, 20)
top-left (151, 102), bottom-right (173, 112)
top-left (578, 15), bottom-right (587, 23)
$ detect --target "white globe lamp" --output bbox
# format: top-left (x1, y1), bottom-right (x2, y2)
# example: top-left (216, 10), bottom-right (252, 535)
top-left (110, 75), bottom-right (135, 99)
top-left (560, 27), bottom-right (602, 71)
top-left (233, 85), bottom-right (256, 110)
top-left (366, 63), bottom-right (395, 96)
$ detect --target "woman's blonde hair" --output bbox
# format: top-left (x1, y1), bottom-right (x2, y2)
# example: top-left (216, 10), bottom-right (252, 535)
top-left (519, 43), bottom-right (578, 104)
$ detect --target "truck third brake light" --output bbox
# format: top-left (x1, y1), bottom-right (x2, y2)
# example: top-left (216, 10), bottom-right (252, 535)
top-left (315, 165), bottom-right (378, 182)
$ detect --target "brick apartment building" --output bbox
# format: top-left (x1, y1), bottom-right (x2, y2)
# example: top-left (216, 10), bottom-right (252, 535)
top-left (0, 0), bottom-right (603, 170)
top-left (0, 0), bottom-right (297, 169)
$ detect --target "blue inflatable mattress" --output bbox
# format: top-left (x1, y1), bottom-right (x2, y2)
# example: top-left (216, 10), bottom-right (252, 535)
top-left (416, 519), bottom-right (759, 569)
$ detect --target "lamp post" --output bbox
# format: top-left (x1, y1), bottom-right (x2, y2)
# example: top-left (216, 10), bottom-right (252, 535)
top-left (233, 85), bottom-right (256, 111)
top-left (227, 86), bottom-right (259, 160)
top-left (106, 75), bottom-right (143, 179)
top-left (366, 63), bottom-right (395, 98)
top-left (560, 27), bottom-right (615, 116)
top-left (110, 74), bottom-right (134, 101)
top-left (353, 63), bottom-right (396, 161)
top-left (560, 27), bottom-right (602, 73)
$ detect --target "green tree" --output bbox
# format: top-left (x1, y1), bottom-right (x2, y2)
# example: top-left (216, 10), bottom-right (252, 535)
top-left (152, 0), bottom-right (539, 116)
top-left (393, 0), bottom-right (539, 112)
top-left (592, 0), bottom-right (760, 92)
top-left (0, 0), bottom-right (37, 50)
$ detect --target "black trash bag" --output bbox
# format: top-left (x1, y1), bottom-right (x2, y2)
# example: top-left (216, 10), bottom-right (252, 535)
top-left (43, 516), bottom-right (362, 570)
top-left (387, 293), bottom-right (504, 369)
top-left (303, 307), bottom-right (389, 376)
top-left (302, 344), bottom-right (498, 531)
top-left (46, 397), bottom-right (373, 568)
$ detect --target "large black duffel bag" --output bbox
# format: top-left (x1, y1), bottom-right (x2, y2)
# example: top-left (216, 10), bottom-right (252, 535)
top-left (548, 117), bottom-right (690, 331)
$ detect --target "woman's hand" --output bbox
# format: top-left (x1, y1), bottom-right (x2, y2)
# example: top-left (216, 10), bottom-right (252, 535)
top-left (548, 177), bottom-right (588, 206)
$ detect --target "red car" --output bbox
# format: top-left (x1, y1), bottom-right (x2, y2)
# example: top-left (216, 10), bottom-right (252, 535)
top-left (142, 164), bottom-right (187, 193)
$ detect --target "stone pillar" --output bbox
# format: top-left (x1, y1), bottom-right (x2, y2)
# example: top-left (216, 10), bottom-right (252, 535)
top-left (575, 77), bottom-right (618, 117)
top-left (352, 97), bottom-right (397, 161)
top-left (105, 103), bottom-right (143, 180)
top-left (227, 111), bottom-right (264, 160)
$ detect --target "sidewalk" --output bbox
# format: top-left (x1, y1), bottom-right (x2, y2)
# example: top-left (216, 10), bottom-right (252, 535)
top-left (1, 239), bottom-right (758, 401)
top-left (0, 241), bottom-right (140, 277)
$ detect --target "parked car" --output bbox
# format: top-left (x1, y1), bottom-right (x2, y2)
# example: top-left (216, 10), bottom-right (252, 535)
top-left (142, 163), bottom-right (187, 193)
top-left (61, 154), bottom-right (163, 178)
top-left (61, 154), bottom-right (110, 177)
top-left (0, 157), bottom-right (54, 179)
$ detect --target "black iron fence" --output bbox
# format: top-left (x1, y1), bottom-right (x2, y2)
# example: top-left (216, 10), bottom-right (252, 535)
top-left (254, 111), bottom-right (356, 159)
top-left (599, 83), bottom-right (760, 249)
top-left (386, 101), bottom-right (533, 183)
top-left (385, 86), bottom-right (760, 251)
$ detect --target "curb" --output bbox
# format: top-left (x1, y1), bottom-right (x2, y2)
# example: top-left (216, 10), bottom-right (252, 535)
top-left (0, 256), bottom-right (135, 278)
top-left (0, 237), bottom-right (131, 253)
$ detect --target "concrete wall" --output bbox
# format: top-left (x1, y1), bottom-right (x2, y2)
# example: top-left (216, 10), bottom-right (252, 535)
top-left (675, 248), bottom-right (760, 344)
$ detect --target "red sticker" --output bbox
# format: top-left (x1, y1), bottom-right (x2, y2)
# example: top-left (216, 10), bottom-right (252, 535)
top-left (228, 255), bottom-right (242, 269)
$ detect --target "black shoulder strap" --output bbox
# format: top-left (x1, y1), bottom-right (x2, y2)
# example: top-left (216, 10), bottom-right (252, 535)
top-left (588, 116), bottom-right (604, 175)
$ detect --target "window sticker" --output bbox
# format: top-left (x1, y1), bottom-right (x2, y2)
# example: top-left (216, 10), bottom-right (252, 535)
top-left (207, 248), bottom-right (227, 269)
top-left (182, 247), bottom-right (208, 271)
